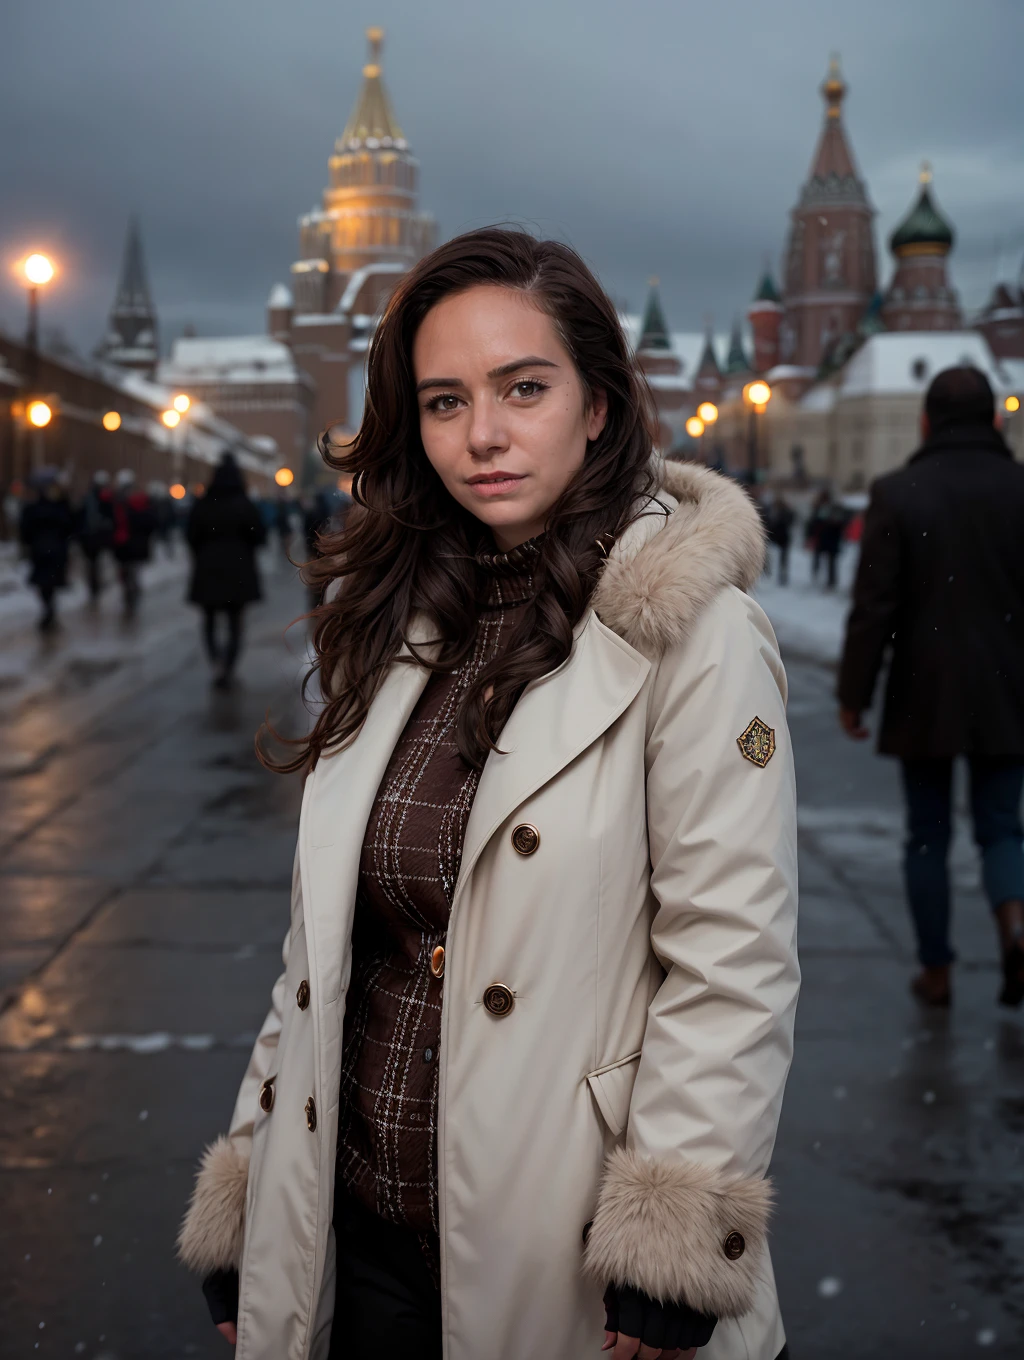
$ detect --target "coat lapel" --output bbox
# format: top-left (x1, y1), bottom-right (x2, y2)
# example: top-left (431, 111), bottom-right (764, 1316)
top-left (453, 612), bottom-right (650, 907)
top-left (302, 640), bottom-right (433, 1006)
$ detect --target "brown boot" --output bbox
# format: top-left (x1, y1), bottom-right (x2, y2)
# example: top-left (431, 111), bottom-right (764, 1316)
top-left (995, 899), bottom-right (1024, 1008)
top-left (910, 964), bottom-right (952, 1008)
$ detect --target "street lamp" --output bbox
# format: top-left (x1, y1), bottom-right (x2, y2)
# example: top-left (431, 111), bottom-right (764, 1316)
top-left (162, 408), bottom-right (181, 429)
top-left (102, 410), bottom-right (122, 431)
top-left (1006, 395), bottom-right (1020, 414)
top-left (19, 252), bottom-right (56, 358)
top-left (697, 401), bottom-right (719, 426)
top-left (172, 393), bottom-right (191, 414)
top-left (275, 467), bottom-right (295, 488)
top-left (26, 399), bottom-right (53, 428)
top-left (742, 381), bottom-right (772, 483)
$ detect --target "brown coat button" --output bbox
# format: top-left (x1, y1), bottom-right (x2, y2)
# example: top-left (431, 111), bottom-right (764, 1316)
top-left (305, 1096), bottom-right (317, 1132)
top-left (511, 823), bottom-right (540, 856)
top-left (483, 982), bottom-right (515, 1016)
top-left (723, 1231), bottom-right (746, 1260)
top-left (258, 1077), bottom-right (275, 1113)
top-left (430, 945), bottom-right (445, 979)
top-left (296, 979), bottom-right (310, 1010)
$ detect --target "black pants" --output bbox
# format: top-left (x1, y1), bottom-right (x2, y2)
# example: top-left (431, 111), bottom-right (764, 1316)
top-left (328, 1196), bottom-right (441, 1358)
top-left (326, 1197), bottom-right (791, 1358)
top-left (202, 605), bottom-right (244, 676)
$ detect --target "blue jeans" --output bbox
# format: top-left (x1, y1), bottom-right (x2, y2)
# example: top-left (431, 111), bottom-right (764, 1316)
top-left (900, 758), bottom-right (1024, 966)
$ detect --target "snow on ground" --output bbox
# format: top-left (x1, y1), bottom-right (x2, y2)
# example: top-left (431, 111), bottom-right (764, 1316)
top-left (753, 542), bottom-right (858, 668)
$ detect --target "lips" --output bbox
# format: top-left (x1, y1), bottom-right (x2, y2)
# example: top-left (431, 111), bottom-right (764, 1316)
top-left (466, 472), bottom-right (526, 497)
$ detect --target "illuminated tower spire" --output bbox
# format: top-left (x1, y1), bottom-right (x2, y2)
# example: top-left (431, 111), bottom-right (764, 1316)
top-left (96, 215), bottom-right (160, 374)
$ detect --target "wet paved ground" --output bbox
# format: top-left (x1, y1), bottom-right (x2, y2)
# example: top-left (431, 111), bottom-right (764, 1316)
top-left (0, 559), bottom-right (1021, 1358)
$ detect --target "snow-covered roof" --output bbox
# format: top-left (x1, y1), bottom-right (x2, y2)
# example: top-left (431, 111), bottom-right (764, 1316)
top-left (267, 283), bottom-right (293, 309)
top-left (799, 384), bottom-right (837, 413)
top-left (337, 262), bottom-right (408, 315)
top-left (839, 332), bottom-right (1006, 399)
top-left (159, 335), bottom-right (299, 385)
top-left (998, 358), bottom-right (1024, 393)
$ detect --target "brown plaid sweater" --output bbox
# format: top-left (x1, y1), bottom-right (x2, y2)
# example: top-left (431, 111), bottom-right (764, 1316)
top-left (335, 544), bottom-right (536, 1251)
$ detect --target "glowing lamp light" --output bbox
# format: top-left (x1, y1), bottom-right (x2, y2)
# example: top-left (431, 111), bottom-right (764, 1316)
top-left (102, 410), bottom-right (122, 432)
top-left (161, 408), bottom-right (181, 429)
top-left (172, 393), bottom-right (191, 414)
top-left (697, 401), bottom-right (719, 425)
top-left (685, 416), bottom-right (705, 439)
top-left (275, 467), bottom-right (295, 487)
top-left (745, 381), bottom-right (772, 408)
top-left (27, 399), bottom-right (53, 428)
top-left (169, 483), bottom-right (187, 500)
top-left (1006, 395), bottom-right (1021, 414)
top-left (23, 253), bottom-right (55, 286)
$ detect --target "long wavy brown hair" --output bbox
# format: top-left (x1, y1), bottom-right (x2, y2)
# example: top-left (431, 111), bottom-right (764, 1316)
top-left (263, 227), bottom-right (658, 774)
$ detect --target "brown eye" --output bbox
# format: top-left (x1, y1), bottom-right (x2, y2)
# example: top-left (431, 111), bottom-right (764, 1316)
top-left (512, 380), bottom-right (545, 399)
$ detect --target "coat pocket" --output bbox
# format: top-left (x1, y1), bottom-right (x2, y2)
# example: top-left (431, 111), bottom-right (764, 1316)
top-left (584, 1051), bottom-right (642, 1140)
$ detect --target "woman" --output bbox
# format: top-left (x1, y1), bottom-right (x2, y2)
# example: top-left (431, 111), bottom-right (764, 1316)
top-left (178, 230), bottom-right (799, 1360)
top-left (187, 453), bottom-right (266, 689)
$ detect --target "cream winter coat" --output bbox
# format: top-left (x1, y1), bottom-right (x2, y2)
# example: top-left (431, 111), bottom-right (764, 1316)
top-left (179, 461), bottom-right (800, 1360)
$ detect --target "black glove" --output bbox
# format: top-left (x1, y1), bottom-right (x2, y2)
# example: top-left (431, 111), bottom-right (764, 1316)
top-left (202, 1268), bottom-right (239, 1327)
top-left (604, 1281), bottom-right (717, 1351)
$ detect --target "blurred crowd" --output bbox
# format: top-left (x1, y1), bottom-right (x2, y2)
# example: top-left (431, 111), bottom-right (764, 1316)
top-left (1, 460), bottom-right (354, 655)
top-left (753, 486), bottom-right (864, 589)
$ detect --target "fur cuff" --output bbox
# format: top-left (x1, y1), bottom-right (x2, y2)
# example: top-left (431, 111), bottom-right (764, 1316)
top-left (177, 1135), bottom-right (250, 1274)
top-left (583, 1147), bottom-right (773, 1318)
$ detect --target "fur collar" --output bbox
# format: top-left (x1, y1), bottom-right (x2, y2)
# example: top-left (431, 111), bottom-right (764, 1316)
top-left (592, 461), bottom-right (765, 654)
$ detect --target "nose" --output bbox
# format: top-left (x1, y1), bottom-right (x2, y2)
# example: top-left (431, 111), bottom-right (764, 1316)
top-left (466, 395), bottom-right (509, 460)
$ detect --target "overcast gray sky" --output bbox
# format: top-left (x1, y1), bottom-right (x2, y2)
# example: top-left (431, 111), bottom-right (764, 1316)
top-left (2, 0), bottom-right (1021, 356)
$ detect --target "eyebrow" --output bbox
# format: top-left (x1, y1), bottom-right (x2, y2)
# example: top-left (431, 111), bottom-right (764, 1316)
top-left (415, 356), bottom-right (559, 394)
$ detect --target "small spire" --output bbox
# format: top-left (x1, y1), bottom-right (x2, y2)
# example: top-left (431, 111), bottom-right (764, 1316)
top-left (919, 160), bottom-right (932, 185)
top-left (821, 52), bottom-right (846, 119)
top-left (638, 280), bottom-right (672, 352)
top-left (364, 26), bottom-right (383, 77)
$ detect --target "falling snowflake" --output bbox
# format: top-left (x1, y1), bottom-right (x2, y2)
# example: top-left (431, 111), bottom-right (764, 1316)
top-left (976, 1329), bottom-right (996, 1346)
top-left (817, 1276), bottom-right (843, 1299)
top-left (93, 1235), bottom-right (103, 1247)
top-left (923, 1091), bottom-right (937, 1104)
top-left (833, 1086), bottom-right (848, 1100)
top-left (138, 1109), bottom-right (149, 1121)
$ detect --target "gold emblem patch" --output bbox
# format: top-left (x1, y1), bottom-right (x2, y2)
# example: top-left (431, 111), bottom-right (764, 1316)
top-left (737, 716), bottom-right (776, 768)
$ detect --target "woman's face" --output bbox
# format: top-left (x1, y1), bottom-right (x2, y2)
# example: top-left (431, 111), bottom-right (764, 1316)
top-left (412, 285), bottom-right (607, 551)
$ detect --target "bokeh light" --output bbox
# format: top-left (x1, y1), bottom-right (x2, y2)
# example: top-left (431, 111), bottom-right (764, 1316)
top-left (275, 467), bottom-right (295, 487)
top-left (1006, 395), bottom-right (1020, 414)
top-left (102, 410), bottom-right (122, 431)
top-left (172, 393), bottom-right (191, 414)
top-left (23, 253), bottom-right (55, 286)
top-left (697, 401), bottom-right (719, 425)
top-left (161, 409), bottom-right (181, 429)
top-left (27, 399), bottom-right (53, 428)
top-left (685, 416), bottom-right (705, 438)
top-left (169, 483), bottom-right (187, 500)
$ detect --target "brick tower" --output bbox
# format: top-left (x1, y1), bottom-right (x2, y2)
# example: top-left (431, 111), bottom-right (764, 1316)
top-left (778, 57), bottom-right (877, 377)
top-left (882, 164), bottom-right (961, 332)
top-left (291, 27), bottom-right (435, 318)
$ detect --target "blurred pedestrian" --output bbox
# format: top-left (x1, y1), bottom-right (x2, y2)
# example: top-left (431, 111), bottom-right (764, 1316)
top-left (273, 491), bottom-right (294, 554)
top-left (110, 469), bottom-right (156, 616)
top-left (186, 453), bottom-right (266, 690)
top-left (767, 494), bottom-right (795, 585)
top-left (76, 470), bottom-right (114, 600)
top-left (808, 494), bottom-right (846, 589)
top-left (301, 483), bottom-right (354, 607)
top-left (19, 471), bottom-right (75, 631)
top-left (838, 366), bottom-right (1024, 1009)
